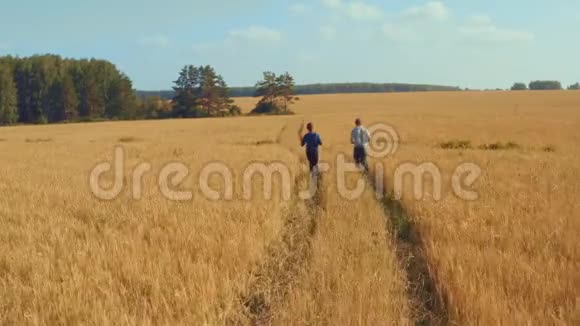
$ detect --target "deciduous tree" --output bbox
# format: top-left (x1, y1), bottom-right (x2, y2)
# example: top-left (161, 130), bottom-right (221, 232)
top-left (510, 82), bottom-right (527, 91)
top-left (0, 64), bottom-right (18, 125)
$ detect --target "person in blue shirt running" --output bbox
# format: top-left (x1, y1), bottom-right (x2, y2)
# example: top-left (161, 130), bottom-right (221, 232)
top-left (301, 122), bottom-right (323, 172)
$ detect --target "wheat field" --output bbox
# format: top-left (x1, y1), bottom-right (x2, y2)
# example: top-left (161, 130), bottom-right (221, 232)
top-left (0, 91), bottom-right (578, 325)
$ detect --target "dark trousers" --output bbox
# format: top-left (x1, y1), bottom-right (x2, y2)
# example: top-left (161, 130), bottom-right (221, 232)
top-left (306, 148), bottom-right (319, 171)
top-left (353, 146), bottom-right (368, 171)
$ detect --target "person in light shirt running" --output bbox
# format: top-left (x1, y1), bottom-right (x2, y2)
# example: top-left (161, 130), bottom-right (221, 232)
top-left (351, 118), bottom-right (371, 172)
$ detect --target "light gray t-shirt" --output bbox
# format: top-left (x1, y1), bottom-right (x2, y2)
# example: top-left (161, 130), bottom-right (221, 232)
top-left (351, 126), bottom-right (371, 148)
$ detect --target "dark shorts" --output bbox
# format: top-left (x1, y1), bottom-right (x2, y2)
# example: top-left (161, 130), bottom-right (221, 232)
top-left (306, 147), bottom-right (319, 170)
top-left (353, 146), bottom-right (367, 164)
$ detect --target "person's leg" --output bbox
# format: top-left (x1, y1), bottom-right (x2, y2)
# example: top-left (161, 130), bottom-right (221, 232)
top-left (353, 147), bottom-right (361, 166)
top-left (307, 148), bottom-right (319, 172)
top-left (311, 149), bottom-right (319, 173)
top-left (361, 147), bottom-right (369, 172)
top-left (306, 150), bottom-right (314, 171)
top-left (308, 148), bottom-right (319, 172)
top-left (354, 147), bottom-right (364, 168)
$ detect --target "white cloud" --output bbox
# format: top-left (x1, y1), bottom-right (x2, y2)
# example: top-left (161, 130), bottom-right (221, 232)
top-left (468, 14), bottom-right (493, 26)
top-left (321, 0), bottom-right (382, 21)
top-left (459, 16), bottom-right (534, 44)
top-left (193, 26), bottom-right (282, 54)
top-left (459, 25), bottom-right (534, 44)
top-left (403, 1), bottom-right (449, 21)
top-left (191, 41), bottom-right (222, 53)
top-left (228, 26), bottom-right (282, 43)
top-left (382, 23), bottom-right (419, 43)
top-left (138, 34), bottom-right (170, 48)
top-left (321, 0), bottom-right (342, 9)
top-left (296, 51), bottom-right (317, 64)
top-left (320, 25), bottom-right (338, 40)
top-left (380, 2), bottom-right (450, 44)
top-left (289, 3), bottom-right (310, 15)
top-left (380, 5), bottom-right (533, 46)
top-left (345, 2), bottom-right (382, 20)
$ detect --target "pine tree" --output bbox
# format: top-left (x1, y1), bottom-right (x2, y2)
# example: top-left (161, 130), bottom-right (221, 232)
top-left (276, 72), bottom-right (298, 112)
top-left (252, 71), bottom-right (298, 114)
top-left (255, 71), bottom-right (278, 105)
top-left (0, 64), bottom-right (18, 125)
top-left (172, 65), bottom-right (199, 117)
top-left (215, 74), bottom-right (235, 116)
top-left (199, 65), bottom-right (220, 116)
top-left (171, 64), bottom-right (234, 118)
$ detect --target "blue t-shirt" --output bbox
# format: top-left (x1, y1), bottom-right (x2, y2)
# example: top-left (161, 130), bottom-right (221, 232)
top-left (302, 132), bottom-right (322, 150)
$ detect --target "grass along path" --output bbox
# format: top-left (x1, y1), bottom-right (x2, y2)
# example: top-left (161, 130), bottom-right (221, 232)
top-left (368, 168), bottom-right (450, 325)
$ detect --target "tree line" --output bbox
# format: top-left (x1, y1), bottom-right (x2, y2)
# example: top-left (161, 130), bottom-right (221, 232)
top-left (511, 80), bottom-right (580, 91)
top-left (0, 55), bottom-right (137, 125)
top-left (3, 54), bottom-right (575, 127)
top-left (0, 55), bottom-right (299, 125)
top-left (137, 82), bottom-right (461, 99)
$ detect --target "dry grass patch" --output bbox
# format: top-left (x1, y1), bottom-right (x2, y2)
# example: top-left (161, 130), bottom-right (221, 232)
top-left (0, 118), bottom-right (301, 324)
top-left (262, 90), bottom-right (579, 324)
top-left (0, 91), bottom-right (577, 324)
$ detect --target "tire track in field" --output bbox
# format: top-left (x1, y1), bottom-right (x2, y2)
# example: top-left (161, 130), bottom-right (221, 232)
top-left (366, 171), bottom-right (450, 325)
top-left (275, 122), bottom-right (288, 145)
top-left (232, 121), bottom-right (325, 325)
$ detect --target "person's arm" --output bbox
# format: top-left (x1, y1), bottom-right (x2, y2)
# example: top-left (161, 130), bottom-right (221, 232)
top-left (301, 135), bottom-right (306, 147)
top-left (364, 128), bottom-right (371, 144)
top-left (317, 134), bottom-right (322, 146)
top-left (351, 128), bottom-right (355, 144)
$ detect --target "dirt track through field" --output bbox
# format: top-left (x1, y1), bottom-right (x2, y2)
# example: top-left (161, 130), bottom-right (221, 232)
top-left (238, 171), bottom-right (320, 325)
top-left (232, 122), bottom-right (324, 325)
top-left (368, 172), bottom-right (450, 325)
top-left (235, 119), bottom-right (450, 324)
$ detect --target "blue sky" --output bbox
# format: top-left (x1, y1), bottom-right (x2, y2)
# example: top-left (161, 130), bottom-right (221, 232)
top-left (1, 0), bottom-right (578, 90)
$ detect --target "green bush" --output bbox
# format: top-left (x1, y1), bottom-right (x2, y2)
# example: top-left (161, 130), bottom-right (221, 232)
top-left (478, 142), bottom-right (521, 151)
top-left (542, 145), bottom-right (556, 152)
top-left (36, 116), bottom-right (49, 124)
top-left (440, 140), bottom-right (472, 150)
top-left (249, 102), bottom-right (294, 115)
top-left (229, 105), bottom-right (242, 116)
